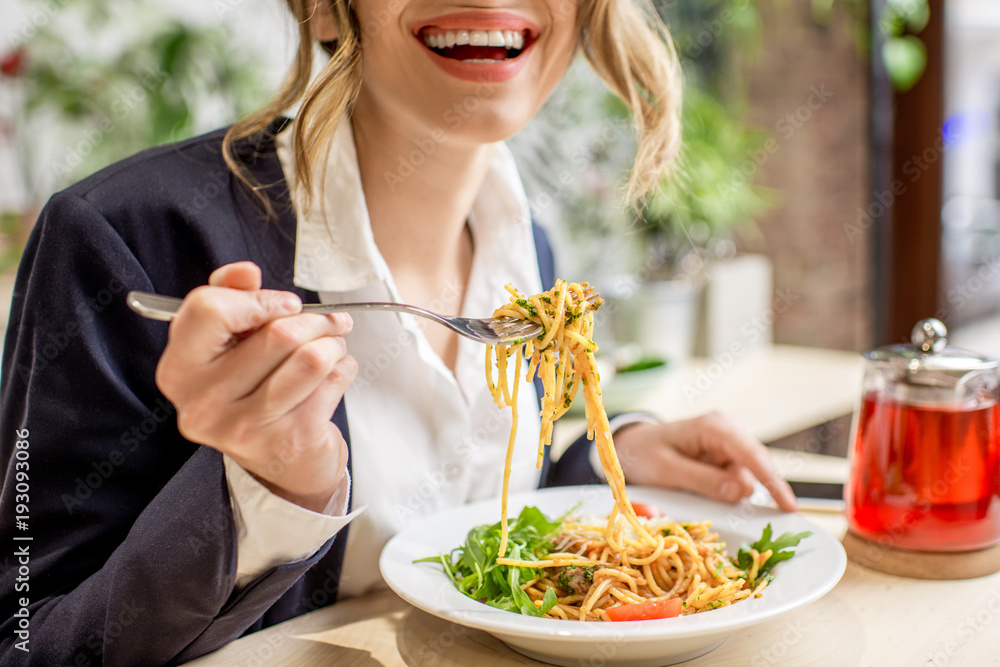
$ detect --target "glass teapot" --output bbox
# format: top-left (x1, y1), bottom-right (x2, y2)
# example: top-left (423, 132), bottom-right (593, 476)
top-left (845, 318), bottom-right (1000, 552)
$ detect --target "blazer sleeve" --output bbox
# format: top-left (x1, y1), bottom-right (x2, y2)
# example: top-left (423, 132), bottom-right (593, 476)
top-left (0, 192), bottom-right (332, 665)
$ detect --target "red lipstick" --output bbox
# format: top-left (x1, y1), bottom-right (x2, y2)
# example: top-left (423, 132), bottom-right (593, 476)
top-left (411, 11), bottom-right (538, 83)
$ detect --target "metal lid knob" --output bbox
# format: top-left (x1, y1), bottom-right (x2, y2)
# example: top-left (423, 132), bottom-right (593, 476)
top-left (911, 318), bottom-right (947, 353)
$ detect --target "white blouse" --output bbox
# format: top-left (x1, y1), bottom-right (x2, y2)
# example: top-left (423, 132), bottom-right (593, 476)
top-left (224, 118), bottom-right (553, 596)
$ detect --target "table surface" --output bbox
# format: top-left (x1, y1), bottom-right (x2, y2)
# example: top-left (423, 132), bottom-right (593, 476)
top-left (183, 346), bottom-right (1000, 666)
top-left (186, 509), bottom-right (1000, 667)
top-left (551, 344), bottom-right (864, 457)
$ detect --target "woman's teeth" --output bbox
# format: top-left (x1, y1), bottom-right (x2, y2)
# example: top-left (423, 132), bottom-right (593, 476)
top-left (422, 29), bottom-right (526, 51)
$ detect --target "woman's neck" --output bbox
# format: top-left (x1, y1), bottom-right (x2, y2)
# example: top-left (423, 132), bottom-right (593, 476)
top-left (351, 109), bottom-right (494, 278)
top-left (350, 106), bottom-right (493, 371)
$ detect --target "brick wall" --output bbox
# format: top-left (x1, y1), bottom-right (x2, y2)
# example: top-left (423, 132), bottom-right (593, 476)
top-left (741, 0), bottom-right (873, 352)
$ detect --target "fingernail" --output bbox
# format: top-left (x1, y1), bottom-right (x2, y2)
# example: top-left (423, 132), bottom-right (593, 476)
top-left (718, 481), bottom-right (738, 502)
top-left (783, 486), bottom-right (799, 511)
top-left (279, 293), bottom-right (301, 313)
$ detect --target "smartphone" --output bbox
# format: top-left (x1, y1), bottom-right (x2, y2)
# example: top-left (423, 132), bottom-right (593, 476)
top-left (787, 480), bottom-right (844, 501)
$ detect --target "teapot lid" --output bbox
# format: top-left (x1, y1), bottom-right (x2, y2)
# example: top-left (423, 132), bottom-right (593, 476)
top-left (864, 318), bottom-right (999, 378)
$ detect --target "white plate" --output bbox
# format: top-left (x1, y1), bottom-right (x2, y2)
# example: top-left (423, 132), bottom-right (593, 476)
top-left (379, 485), bottom-right (846, 667)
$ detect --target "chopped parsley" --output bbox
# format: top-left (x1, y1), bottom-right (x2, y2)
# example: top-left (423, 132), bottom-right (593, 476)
top-left (514, 298), bottom-right (538, 317)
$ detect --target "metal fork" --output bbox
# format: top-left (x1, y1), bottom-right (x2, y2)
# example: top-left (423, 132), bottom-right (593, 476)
top-left (126, 291), bottom-right (544, 344)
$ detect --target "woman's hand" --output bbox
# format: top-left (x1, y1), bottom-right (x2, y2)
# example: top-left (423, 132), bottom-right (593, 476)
top-left (155, 262), bottom-right (357, 513)
top-left (613, 412), bottom-right (797, 512)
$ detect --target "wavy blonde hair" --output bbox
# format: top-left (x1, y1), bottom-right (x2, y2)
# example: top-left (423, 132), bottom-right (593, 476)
top-left (223, 0), bottom-right (681, 213)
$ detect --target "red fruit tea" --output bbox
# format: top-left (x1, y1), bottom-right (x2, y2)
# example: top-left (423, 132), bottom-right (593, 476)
top-left (846, 393), bottom-right (1000, 551)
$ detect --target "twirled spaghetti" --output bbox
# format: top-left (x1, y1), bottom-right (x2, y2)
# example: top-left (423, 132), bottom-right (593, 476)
top-left (487, 281), bottom-right (653, 558)
top-left (502, 514), bottom-right (772, 620)
top-left (481, 282), bottom-right (795, 620)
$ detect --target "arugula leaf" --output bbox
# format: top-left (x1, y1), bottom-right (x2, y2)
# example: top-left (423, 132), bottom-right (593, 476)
top-left (415, 505), bottom-right (565, 617)
top-left (737, 523), bottom-right (812, 585)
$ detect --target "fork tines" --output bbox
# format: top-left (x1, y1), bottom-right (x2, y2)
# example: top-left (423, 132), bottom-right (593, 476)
top-left (584, 287), bottom-right (603, 309)
top-left (490, 317), bottom-right (542, 334)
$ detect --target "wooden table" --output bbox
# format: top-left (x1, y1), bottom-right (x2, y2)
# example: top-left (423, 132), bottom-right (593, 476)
top-left (552, 344), bottom-right (866, 456)
top-left (184, 347), bottom-right (1000, 665)
top-left (185, 507), bottom-right (1000, 666)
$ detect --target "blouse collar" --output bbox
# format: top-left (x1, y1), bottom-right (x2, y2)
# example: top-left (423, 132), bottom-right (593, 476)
top-left (274, 117), bottom-right (538, 295)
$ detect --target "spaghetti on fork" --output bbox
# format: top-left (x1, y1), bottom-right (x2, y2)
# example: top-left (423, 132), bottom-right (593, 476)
top-left (486, 280), bottom-right (653, 558)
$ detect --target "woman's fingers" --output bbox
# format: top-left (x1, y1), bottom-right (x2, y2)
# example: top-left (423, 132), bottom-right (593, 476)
top-left (165, 286), bottom-right (303, 363)
top-left (638, 443), bottom-right (758, 504)
top-left (685, 412), bottom-right (798, 511)
top-left (209, 312), bottom-right (354, 402)
top-left (208, 261), bottom-right (263, 290)
top-left (280, 355), bottom-right (359, 437)
top-left (616, 414), bottom-right (798, 512)
top-left (152, 261), bottom-right (356, 511)
top-left (242, 333), bottom-right (354, 420)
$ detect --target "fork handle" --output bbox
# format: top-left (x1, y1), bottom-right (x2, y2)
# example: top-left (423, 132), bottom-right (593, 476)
top-left (126, 291), bottom-right (435, 322)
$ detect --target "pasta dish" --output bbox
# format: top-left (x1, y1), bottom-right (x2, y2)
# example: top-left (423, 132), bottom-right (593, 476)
top-left (418, 281), bottom-right (809, 621)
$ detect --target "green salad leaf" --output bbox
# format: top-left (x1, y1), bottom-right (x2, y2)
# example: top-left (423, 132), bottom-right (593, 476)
top-left (415, 505), bottom-right (566, 617)
top-left (736, 523), bottom-right (812, 585)
top-left (418, 512), bottom-right (811, 617)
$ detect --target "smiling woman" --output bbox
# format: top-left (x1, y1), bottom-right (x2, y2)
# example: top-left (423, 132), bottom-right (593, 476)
top-left (223, 0), bottom-right (681, 217)
top-left (0, 0), bottom-right (797, 664)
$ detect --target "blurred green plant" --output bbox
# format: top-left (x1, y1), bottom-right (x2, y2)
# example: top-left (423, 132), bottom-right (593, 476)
top-left (4, 0), bottom-right (268, 191)
top-left (0, 0), bottom-right (270, 272)
top-left (811, 0), bottom-right (930, 92)
top-left (0, 212), bottom-right (24, 273)
top-left (637, 89), bottom-right (773, 276)
top-left (878, 0), bottom-right (930, 92)
top-left (631, 0), bottom-right (773, 276)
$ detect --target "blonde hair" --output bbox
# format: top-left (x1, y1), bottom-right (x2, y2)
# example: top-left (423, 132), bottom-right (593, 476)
top-left (223, 0), bottom-right (681, 213)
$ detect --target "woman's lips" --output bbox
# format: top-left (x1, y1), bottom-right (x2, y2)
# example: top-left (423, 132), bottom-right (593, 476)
top-left (411, 11), bottom-right (538, 82)
top-left (411, 11), bottom-right (540, 35)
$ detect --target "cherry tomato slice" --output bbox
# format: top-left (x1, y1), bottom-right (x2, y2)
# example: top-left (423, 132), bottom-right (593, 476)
top-left (605, 597), bottom-right (683, 621)
top-left (630, 502), bottom-right (662, 519)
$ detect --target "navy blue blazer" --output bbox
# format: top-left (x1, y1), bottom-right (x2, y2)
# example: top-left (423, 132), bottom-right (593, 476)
top-left (0, 123), bottom-right (601, 665)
